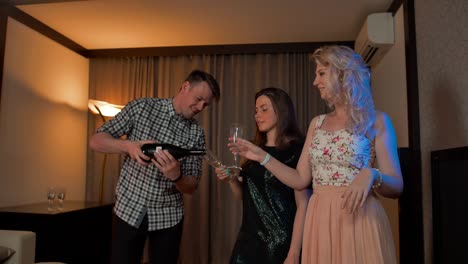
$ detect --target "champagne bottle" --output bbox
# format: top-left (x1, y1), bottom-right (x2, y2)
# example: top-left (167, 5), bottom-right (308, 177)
top-left (141, 143), bottom-right (206, 160)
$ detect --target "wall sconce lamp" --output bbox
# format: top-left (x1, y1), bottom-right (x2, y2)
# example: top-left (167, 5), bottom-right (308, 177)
top-left (88, 99), bottom-right (124, 203)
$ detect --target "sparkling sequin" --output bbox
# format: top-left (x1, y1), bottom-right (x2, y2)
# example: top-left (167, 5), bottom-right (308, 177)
top-left (229, 142), bottom-right (304, 263)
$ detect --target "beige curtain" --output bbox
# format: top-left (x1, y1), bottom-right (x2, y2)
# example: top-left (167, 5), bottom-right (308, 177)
top-left (87, 57), bottom-right (155, 203)
top-left (86, 53), bottom-right (326, 263)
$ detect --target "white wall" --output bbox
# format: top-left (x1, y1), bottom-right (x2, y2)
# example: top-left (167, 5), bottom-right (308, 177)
top-left (370, 6), bottom-right (408, 263)
top-left (0, 18), bottom-right (89, 207)
top-left (372, 7), bottom-right (409, 148)
top-left (414, 1), bottom-right (468, 263)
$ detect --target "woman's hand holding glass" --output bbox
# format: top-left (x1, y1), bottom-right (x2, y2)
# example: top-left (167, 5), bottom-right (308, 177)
top-left (215, 167), bottom-right (232, 182)
top-left (228, 137), bottom-right (266, 163)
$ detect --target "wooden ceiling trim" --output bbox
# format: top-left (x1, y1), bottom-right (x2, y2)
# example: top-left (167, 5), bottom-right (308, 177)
top-left (5, 4), bottom-right (87, 57)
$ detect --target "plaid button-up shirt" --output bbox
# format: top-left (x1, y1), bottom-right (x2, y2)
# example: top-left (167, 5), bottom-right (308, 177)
top-left (97, 98), bottom-right (204, 230)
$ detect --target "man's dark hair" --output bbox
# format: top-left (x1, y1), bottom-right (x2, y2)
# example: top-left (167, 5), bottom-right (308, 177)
top-left (185, 70), bottom-right (221, 101)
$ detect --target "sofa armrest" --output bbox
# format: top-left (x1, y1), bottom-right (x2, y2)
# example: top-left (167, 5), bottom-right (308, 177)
top-left (0, 230), bottom-right (35, 264)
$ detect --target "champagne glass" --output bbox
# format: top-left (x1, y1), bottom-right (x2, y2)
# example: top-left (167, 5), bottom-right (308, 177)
top-left (47, 187), bottom-right (56, 212)
top-left (204, 149), bottom-right (240, 180)
top-left (229, 123), bottom-right (244, 169)
top-left (204, 149), bottom-right (224, 169)
top-left (56, 187), bottom-right (66, 211)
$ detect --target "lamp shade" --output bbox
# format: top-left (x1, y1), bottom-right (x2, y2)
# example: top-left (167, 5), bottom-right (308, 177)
top-left (88, 99), bottom-right (124, 117)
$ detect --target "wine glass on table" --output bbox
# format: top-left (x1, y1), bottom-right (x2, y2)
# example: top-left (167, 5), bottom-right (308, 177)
top-left (56, 187), bottom-right (66, 211)
top-left (47, 187), bottom-right (56, 212)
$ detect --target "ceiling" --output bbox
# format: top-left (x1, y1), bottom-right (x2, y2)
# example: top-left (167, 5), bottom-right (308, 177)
top-left (12, 0), bottom-right (393, 50)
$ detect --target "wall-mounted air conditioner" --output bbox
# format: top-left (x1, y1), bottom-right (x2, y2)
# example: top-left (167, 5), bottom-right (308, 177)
top-left (355, 12), bottom-right (394, 67)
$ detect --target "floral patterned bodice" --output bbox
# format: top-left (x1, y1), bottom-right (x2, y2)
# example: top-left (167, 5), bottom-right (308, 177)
top-left (309, 115), bottom-right (376, 187)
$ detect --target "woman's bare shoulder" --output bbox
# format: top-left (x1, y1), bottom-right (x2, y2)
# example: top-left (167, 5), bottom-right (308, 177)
top-left (374, 110), bottom-right (395, 134)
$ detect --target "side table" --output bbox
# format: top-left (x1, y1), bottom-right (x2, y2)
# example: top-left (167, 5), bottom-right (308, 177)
top-left (0, 201), bottom-right (113, 264)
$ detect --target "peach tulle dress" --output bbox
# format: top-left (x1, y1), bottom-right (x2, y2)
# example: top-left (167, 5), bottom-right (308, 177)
top-left (302, 115), bottom-right (397, 264)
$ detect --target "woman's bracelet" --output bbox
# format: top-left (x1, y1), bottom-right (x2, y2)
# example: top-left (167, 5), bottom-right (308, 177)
top-left (372, 168), bottom-right (383, 189)
top-left (260, 153), bottom-right (271, 166)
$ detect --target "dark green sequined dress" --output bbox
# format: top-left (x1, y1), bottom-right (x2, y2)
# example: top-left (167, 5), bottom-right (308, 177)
top-left (230, 141), bottom-right (304, 264)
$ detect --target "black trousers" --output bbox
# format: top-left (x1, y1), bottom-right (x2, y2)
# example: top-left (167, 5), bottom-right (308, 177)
top-left (110, 213), bottom-right (184, 264)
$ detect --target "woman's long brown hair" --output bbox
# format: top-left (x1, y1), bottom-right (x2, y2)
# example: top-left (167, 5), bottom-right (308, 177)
top-left (253, 87), bottom-right (304, 149)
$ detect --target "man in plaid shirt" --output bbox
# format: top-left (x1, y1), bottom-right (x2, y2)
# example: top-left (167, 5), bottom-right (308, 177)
top-left (90, 70), bottom-right (220, 264)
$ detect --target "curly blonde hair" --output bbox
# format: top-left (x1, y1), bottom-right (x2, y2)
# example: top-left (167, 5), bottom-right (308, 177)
top-left (311, 45), bottom-right (376, 135)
